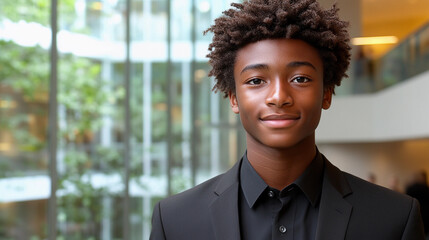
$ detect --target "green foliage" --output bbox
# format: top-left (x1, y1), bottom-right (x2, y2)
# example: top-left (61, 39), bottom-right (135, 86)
top-left (0, 36), bottom-right (124, 238)
top-left (0, 40), bottom-right (49, 100)
top-left (0, 40), bottom-right (48, 158)
top-left (56, 55), bottom-right (124, 239)
top-left (92, 146), bottom-right (124, 173)
top-left (0, 0), bottom-right (50, 25)
top-left (1, 1), bottom-right (126, 239)
top-left (59, 56), bottom-right (108, 141)
top-left (57, 151), bottom-right (106, 226)
top-left (0, 0), bottom-right (76, 27)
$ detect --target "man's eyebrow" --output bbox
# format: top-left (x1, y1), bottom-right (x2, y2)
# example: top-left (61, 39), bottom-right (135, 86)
top-left (240, 61), bottom-right (317, 75)
top-left (240, 63), bottom-right (269, 75)
top-left (287, 61), bottom-right (317, 70)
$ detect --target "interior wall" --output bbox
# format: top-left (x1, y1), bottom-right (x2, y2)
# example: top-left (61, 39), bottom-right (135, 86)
top-left (318, 0), bottom-right (361, 39)
top-left (318, 139), bottom-right (429, 193)
top-left (317, 70), bottom-right (429, 142)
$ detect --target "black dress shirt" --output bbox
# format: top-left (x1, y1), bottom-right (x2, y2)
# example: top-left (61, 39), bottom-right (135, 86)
top-left (239, 151), bottom-right (324, 240)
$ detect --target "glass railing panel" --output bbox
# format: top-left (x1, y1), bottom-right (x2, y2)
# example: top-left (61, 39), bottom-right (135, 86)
top-left (345, 22), bottom-right (429, 95)
top-left (377, 23), bottom-right (429, 90)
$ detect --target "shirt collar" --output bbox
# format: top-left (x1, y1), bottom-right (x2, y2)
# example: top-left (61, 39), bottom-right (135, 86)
top-left (240, 149), bottom-right (324, 208)
top-left (294, 150), bottom-right (324, 207)
top-left (240, 153), bottom-right (268, 208)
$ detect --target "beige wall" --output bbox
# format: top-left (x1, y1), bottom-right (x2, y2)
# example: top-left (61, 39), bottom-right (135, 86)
top-left (317, 71), bottom-right (429, 142)
top-left (318, 0), bottom-right (362, 39)
top-left (318, 139), bottom-right (429, 193)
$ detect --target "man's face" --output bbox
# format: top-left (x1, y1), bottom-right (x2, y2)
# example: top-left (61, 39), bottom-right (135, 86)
top-left (230, 38), bottom-right (332, 149)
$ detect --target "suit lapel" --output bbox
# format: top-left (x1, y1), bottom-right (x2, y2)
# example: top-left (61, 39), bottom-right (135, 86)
top-left (316, 158), bottom-right (353, 240)
top-left (210, 160), bottom-right (242, 240)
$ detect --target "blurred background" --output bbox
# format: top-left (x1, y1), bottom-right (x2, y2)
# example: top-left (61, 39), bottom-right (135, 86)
top-left (0, 0), bottom-right (428, 239)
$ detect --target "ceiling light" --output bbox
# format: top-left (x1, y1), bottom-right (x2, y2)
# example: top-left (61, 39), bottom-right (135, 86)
top-left (352, 36), bottom-right (398, 45)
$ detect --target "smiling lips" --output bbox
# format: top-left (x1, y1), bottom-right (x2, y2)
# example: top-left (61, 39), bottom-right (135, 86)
top-left (260, 114), bottom-right (300, 128)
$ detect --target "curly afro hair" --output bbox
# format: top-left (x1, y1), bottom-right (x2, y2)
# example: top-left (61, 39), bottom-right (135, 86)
top-left (204, 0), bottom-right (351, 97)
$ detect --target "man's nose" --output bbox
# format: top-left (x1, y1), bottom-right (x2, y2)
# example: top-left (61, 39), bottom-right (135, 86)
top-left (265, 79), bottom-right (293, 107)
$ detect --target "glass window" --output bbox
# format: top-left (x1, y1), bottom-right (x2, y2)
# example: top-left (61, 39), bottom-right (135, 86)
top-left (1, 0), bottom-right (244, 239)
top-left (0, 0), bottom-right (50, 239)
top-left (56, 0), bottom-right (127, 238)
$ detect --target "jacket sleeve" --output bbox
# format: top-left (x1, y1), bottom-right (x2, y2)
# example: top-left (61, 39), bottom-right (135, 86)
top-left (150, 201), bottom-right (167, 240)
top-left (401, 198), bottom-right (425, 240)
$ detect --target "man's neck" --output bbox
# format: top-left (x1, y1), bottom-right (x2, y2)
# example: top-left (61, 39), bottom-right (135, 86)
top-left (246, 136), bottom-right (317, 190)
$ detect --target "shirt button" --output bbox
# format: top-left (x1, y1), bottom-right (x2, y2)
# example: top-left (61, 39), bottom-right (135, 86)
top-left (268, 190), bottom-right (275, 198)
top-left (279, 225), bottom-right (287, 234)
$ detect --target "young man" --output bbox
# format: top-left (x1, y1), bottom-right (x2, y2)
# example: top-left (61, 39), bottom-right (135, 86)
top-left (150, 0), bottom-right (425, 239)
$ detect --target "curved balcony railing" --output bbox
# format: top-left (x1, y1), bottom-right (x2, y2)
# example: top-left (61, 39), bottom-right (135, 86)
top-left (347, 21), bottom-right (429, 95)
top-left (377, 22), bottom-right (429, 89)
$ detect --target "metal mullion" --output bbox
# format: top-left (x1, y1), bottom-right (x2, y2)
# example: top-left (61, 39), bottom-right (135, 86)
top-left (48, 0), bottom-right (58, 238)
top-left (123, 0), bottom-right (131, 237)
top-left (190, 0), bottom-right (197, 187)
top-left (166, 0), bottom-right (173, 196)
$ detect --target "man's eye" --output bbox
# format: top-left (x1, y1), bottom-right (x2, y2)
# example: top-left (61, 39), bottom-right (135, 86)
top-left (247, 78), bottom-right (263, 85)
top-left (292, 76), bottom-right (310, 83)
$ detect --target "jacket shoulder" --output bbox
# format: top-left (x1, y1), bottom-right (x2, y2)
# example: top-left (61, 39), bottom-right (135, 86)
top-left (151, 173), bottom-right (226, 240)
top-left (343, 171), bottom-right (412, 205)
top-left (323, 157), bottom-right (412, 206)
top-left (160, 173), bottom-right (224, 208)
top-left (341, 171), bottom-right (424, 239)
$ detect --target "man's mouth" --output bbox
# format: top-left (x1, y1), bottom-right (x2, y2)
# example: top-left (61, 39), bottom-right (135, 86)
top-left (260, 114), bottom-right (300, 128)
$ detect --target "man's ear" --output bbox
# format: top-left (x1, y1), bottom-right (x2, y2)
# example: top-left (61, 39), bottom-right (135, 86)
top-left (228, 91), bottom-right (239, 114)
top-left (322, 87), bottom-right (333, 110)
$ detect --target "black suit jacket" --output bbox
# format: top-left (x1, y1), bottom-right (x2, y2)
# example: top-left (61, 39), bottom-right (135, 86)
top-left (150, 154), bottom-right (425, 239)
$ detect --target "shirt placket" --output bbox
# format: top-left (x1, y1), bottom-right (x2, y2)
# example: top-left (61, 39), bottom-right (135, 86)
top-left (271, 187), bottom-right (295, 240)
